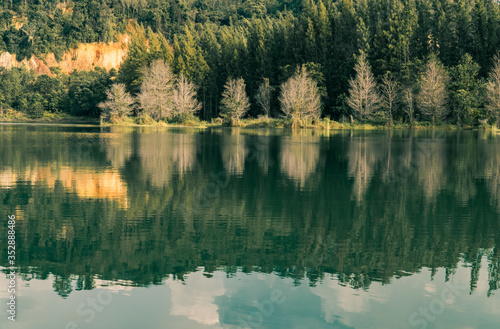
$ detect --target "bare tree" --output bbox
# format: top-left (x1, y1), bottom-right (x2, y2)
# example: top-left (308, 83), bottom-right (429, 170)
top-left (173, 73), bottom-right (201, 122)
top-left (220, 77), bottom-right (250, 126)
top-left (347, 52), bottom-right (381, 120)
top-left (403, 86), bottom-right (415, 124)
top-left (381, 73), bottom-right (399, 125)
top-left (486, 55), bottom-right (500, 126)
top-left (137, 59), bottom-right (175, 121)
top-left (417, 58), bottom-right (448, 122)
top-left (255, 78), bottom-right (273, 117)
top-left (279, 66), bottom-right (322, 126)
top-left (99, 83), bottom-right (134, 123)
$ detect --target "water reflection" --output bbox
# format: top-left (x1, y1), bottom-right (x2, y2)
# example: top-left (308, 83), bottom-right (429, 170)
top-left (220, 130), bottom-right (247, 174)
top-left (135, 131), bottom-right (198, 187)
top-left (0, 125), bottom-right (499, 302)
top-left (280, 133), bottom-right (321, 187)
top-left (484, 142), bottom-right (500, 211)
top-left (168, 271), bottom-right (225, 325)
top-left (2, 263), bottom-right (498, 329)
top-left (346, 134), bottom-right (384, 202)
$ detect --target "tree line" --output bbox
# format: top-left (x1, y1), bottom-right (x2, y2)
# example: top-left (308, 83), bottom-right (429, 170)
top-left (3, 0), bottom-right (500, 126)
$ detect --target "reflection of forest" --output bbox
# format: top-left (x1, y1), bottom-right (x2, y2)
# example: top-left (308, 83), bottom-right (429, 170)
top-left (0, 126), bottom-right (499, 298)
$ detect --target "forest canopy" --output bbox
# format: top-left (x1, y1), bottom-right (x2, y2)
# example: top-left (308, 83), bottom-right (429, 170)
top-left (2, 0), bottom-right (500, 125)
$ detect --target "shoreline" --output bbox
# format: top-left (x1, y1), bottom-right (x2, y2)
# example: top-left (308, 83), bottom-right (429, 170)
top-left (0, 111), bottom-right (99, 125)
top-left (0, 114), bottom-right (498, 131)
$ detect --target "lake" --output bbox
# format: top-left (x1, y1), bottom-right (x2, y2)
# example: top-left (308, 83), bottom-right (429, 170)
top-left (0, 124), bottom-right (499, 329)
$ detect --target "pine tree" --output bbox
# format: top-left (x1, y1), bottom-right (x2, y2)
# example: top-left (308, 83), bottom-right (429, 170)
top-left (172, 35), bottom-right (187, 74)
top-left (316, 0), bottom-right (332, 61)
top-left (449, 53), bottom-right (482, 124)
top-left (146, 26), bottom-right (173, 64)
top-left (246, 18), bottom-right (270, 92)
top-left (356, 17), bottom-right (370, 56)
top-left (174, 25), bottom-right (209, 87)
top-left (330, 0), bottom-right (358, 109)
top-left (118, 25), bottom-right (149, 93)
top-left (200, 28), bottom-right (222, 119)
top-left (304, 17), bottom-right (318, 62)
top-left (118, 25), bottom-right (173, 94)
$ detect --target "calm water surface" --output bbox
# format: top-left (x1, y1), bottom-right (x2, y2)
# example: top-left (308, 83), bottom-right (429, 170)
top-left (0, 124), bottom-right (499, 329)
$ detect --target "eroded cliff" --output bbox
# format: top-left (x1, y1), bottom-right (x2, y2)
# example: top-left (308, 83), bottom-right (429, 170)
top-left (0, 34), bottom-right (129, 76)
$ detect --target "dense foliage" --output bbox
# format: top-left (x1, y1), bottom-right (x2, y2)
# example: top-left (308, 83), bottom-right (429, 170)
top-left (3, 0), bottom-right (500, 125)
top-left (0, 66), bottom-right (112, 117)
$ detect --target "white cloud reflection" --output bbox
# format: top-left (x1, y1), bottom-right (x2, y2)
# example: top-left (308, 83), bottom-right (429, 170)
top-left (166, 271), bottom-right (225, 326)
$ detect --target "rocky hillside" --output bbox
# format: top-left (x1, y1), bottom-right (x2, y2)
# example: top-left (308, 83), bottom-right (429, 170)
top-left (0, 34), bottom-right (129, 76)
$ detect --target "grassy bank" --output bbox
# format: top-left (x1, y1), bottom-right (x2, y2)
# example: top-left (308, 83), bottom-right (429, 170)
top-left (0, 109), bottom-right (99, 124)
top-left (100, 115), bottom-right (498, 131)
top-left (2, 110), bottom-right (498, 131)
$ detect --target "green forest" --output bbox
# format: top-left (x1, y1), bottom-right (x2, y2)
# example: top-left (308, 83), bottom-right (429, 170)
top-left (2, 0), bottom-right (500, 127)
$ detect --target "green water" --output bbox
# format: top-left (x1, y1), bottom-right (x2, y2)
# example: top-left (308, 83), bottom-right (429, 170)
top-left (0, 124), bottom-right (499, 329)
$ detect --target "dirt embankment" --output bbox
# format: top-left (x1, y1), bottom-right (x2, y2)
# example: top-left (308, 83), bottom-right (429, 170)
top-left (0, 34), bottom-right (129, 76)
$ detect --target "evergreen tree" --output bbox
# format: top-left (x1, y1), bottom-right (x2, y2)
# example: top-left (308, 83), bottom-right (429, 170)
top-left (200, 28), bottom-right (222, 119)
top-left (330, 0), bottom-right (358, 114)
top-left (174, 25), bottom-right (209, 87)
top-left (246, 18), bottom-right (271, 94)
top-left (449, 54), bottom-right (483, 124)
top-left (118, 25), bottom-right (172, 93)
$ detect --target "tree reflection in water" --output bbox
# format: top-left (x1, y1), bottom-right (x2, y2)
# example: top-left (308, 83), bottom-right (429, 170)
top-left (0, 126), bottom-right (499, 299)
